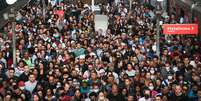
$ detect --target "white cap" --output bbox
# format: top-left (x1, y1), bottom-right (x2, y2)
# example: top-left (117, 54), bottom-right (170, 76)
top-left (79, 55), bottom-right (85, 59)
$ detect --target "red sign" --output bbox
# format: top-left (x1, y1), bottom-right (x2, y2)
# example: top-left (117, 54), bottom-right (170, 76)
top-left (55, 10), bottom-right (64, 18)
top-left (163, 24), bottom-right (198, 35)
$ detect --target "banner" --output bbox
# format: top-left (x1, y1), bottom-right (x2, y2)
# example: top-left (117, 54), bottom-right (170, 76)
top-left (163, 24), bottom-right (198, 35)
top-left (94, 15), bottom-right (108, 36)
top-left (55, 10), bottom-right (64, 18)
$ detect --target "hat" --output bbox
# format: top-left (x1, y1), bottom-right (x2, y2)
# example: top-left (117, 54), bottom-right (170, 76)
top-left (18, 81), bottom-right (25, 87)
top-left (79, 55), bottom-right (85, 59)
top-left (82, 80), bottom-right (88, 84)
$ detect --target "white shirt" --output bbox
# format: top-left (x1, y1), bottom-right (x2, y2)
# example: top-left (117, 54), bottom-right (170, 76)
top-left (126, 70), bottom-right (136, 77)
top-left (25, 81), bottom-right (37, 93)
top-left (138, 97), bottom-right (151, 101)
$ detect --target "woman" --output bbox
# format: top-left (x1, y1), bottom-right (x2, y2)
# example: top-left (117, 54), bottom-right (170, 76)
top-left (98, 91), bottom-right (109, 101)
top-left (32, 94), bottom-right (41, 101)
top-left (71, 89), bottom-right (82, 101)
top-left (44, 88), bottom-right (56, 101)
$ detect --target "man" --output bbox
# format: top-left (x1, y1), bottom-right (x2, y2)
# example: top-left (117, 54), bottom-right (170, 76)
top-left (154, 95), bottom-right (162, 101)
top-left (107, 84), bottom-right (125, 101)
top-left (161, 62), bottom-right (174, 80)
top-left (23, 51), bottom-right (34, 68)
top-left (14, 60), bottom-right (25, 77)
top-left (138, 89), bottom-right (152, 101)
top-left (5, 68), bottom-right (18, 82)
top-left (168, 85), bottom-right (188, 101)
top-left (25, 73), bottom-right (38, 94)
top-left (18, 65), bottom-right (30, 82)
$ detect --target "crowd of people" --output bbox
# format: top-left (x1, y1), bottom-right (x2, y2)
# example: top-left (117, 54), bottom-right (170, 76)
top-left (0, 0), bottom-right (201, 101)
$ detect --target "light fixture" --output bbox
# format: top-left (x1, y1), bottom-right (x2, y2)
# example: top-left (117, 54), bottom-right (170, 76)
top-left (157, 0), bottom-right (164, 2)
top-left (6, 0), bottom-right (17, 5)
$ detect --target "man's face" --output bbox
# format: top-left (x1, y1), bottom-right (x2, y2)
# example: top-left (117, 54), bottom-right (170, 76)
top-left (183, 58), bottom-right (189, 65)
top-left (125, 79), bottom-right (131, 86)
top-left (8, 70), bottom-right (14, 77)
top-left (48, 76), bottom-right (54, 84)
top-left (163, 50), bottom-right (168, 55)
top-left (112, 85), bottom-right (118, 94)
top-left (175, 85), bottom-right (182, 95)
top-left (24, 52), bottom-right (29, 59)
top-left (29, 75), bottom-right (36, 82)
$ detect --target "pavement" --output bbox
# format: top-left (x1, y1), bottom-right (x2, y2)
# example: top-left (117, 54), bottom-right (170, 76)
top-left (0, 0), bottom-right (30, 29)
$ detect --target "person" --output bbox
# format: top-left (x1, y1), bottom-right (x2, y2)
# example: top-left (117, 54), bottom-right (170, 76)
top-left (97, 91), bottom-right (109, 101)
top-left (127, 95), bottom-right (134, 101)
top-left (188, 84), bottom-right (199, 101)
top-left (32, 94), bottom-right (41, 101)
top-left (4, 93), bottom-right (12, 101)
top-left (4, 68), bottom-right (18, 82)
top-left (0, 51), bottom-right (7, 68)
top-left (154, 95), bottom-right (162, 101)
top-left (138, 89), bottom-right (152, 101)
top-left (107, 84), bottom-right (125, 101)
top-left (88, 92), bottom-right (98, 101)
top-left (24, 73), bottom-right (38, 94)
top-left (168, 85), bottom-right (188, 101)
top-left (71, 89), bottom-right (82, 101)
top-left (0, 0), bottom-right (200, 100)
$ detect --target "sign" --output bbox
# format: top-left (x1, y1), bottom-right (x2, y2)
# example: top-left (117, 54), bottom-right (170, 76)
top-left (94, 15), bottom-right (108, 36)
top-left (163, 24), bottom-right (198, 35)
top-left (55, 10), bottom-right (64, 18)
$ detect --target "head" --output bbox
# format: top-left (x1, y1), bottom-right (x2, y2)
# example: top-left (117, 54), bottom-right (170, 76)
top-left (98, 91), bottom-right (106, 100)
top-left (183, 57), bottom-right (190, 65)
top-left (8, 68), bottom-right (15, 78)
top-left (155, 95), bottom-right (162, 101)
top-left (29, 74), bottom-right (36, 83)
top-left (144, 89), bottom-right (151, 99)
top-left (128, 95), bottom-right (134, 101)
top-left (33, 94), bottom-right (40, 101)
top-left (75, 89), bottom-right (81, 97)
top-left (127, 63), bottom-right (133, 71)
top-left (148, 82), bottom-right (155, 91)
top-left (24, 51), bottom-right (29, 59)
top-left (111, 84), bottom-right (118, 95)
top-left (175, 85), bottom-right (182, 96)
top-left (89, 92), bottom-right (97, 100)
top-left (124, 78), bottom-right (131, 86)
